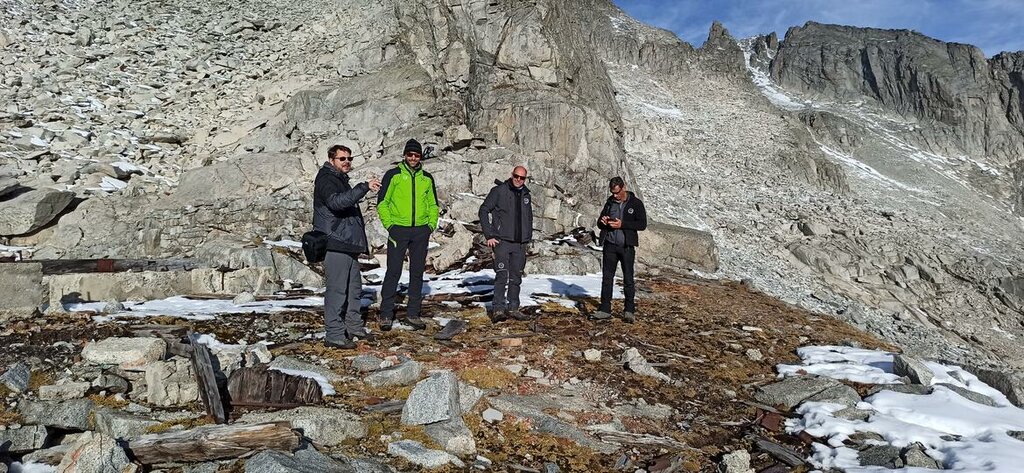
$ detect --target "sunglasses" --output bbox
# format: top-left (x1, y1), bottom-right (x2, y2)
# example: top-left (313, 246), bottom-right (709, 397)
top-left (512, 174), bottom-right (528, 181)
top-left (404, 152), bottom-right (422, 158)
top-left (332, 156), bottom-right (353, 162)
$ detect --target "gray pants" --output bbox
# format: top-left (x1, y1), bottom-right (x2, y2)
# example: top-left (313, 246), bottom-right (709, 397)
top-left (324, 251), bottom-right (363, 341)
top-left (492, 241), bottom-right (526, 311)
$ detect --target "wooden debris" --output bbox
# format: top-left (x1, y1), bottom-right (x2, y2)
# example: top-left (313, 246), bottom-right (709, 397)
top-left (363, 400), bottom-right (405, 414)
top-left (188, 332), bottom-right (227, 424)
top-left (434, 319), bottom-right (467, 341)
top-left (479, 333), bottom-right (538, 342)
top-left (126, 421), bottom-right (300, 464)
top-left (226, 364), bottom-right (322, 407)
top-left (754, 436), bottom-right (806, 467)
top-left (586, 427), bottom-right (693, 451)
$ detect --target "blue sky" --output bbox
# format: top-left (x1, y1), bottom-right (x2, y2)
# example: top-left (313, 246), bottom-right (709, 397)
top-left (613, 0), bottom-right (1024, 56)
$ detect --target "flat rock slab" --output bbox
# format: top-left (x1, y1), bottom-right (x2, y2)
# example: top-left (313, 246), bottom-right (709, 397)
top-left (488, 395), bottom-right (619, 454)
top-left (867, 384), bottom-right (933, 397)
top-left (245, 445), bottom-right (383, 473)
top-left (804, 384), bottom-right (861, 407)
top-left (0, 187), bottom-right (74, 236)
top-left (753, 376), bottom-right (843, 410)
top-left (387, 440), bottom-right (465, 469)
top-left (238, 406), bottom-right (366, 447)
top-left (364, 360), bottom-right (422, 388)
top-left (351, 354), bottom-right (387, 373)
top-left (93, 408), bottom-right (162, 441)
top-left (937, 383), bottom-right (997, 407)
top-left (81, 337), bottom-right (166, 369)
top-left (39, 381), bottom-right (91, 401)
top-left (0, 425), bottom-right (50, 454)
top-left (18, 399), bottom-right (95, 430)
top-left (0, 362), bottom-right (31, 392)
top-left (56, 432), bottom-right (132, 473)
top-left (858, 444), bottom-right (903, 468)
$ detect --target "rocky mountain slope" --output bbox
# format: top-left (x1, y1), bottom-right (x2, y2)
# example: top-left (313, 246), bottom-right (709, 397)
top-left (2, 0), bottom-right (1024, 387)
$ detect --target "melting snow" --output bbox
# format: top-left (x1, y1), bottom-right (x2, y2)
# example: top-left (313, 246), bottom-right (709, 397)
top-left (780, 345), bottom-right (1024, 472)
top-left (267, 367), bottom-right (336, 395)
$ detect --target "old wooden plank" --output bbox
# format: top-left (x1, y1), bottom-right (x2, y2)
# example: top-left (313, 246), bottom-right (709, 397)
top-left (226, 365), bottom-right (322, 408)
top-left (126, 422), bottom-right (299, 464)
top-left (188, 332), bottom-right (227, 424)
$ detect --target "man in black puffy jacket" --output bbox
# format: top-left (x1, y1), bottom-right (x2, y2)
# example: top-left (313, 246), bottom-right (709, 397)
top-left (478, 166), bottom-right (534, 322)
top-left (594, 176), bottom-right (647, 323)
top-left (313, 145), bottom-right (380, 349)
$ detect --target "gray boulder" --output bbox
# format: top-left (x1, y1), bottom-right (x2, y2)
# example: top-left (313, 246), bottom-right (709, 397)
top-left (0, 425), bottom-right (50, 454)
top-left (720, 450), bottom-right (755, 473)
top-left (893, 354), bottom-right (934, 386)
top-left (245, 445), bottom-right (362, 473)
top-left (937, 383), bottom-right (997, 407)
top-left (0, 188), bottom-right (74, 236)
top-left (637, 222), bottom-right (719, 272)
top-left (92, 409), bottom-right (161, 441)
top-left (55, 432), bottom-right (131, 473)
top-left (902, 443), bottom-right (941, 469)
top-left (402, 371), bottom-right (461, 425)
top-left (81, 337), bottom-right (167, 369)
top-left (753, 376), bottom-right (843, 409)
top-left (238, 407), bottom-right (366, 447)
top-left (38, 381), bottom-right (91, 401)
top-left (858, 444), bottom-right (904, 468)
top-left (18, 399), bottom-right (95, 430)
top-left (804, 383), bottom-right (862, 407)
top-left (0, 263), bottom-right (44, 320)
top-left (0, 361), bottom-right (31, 392)
top-left (387, 440), bottom-right (465, 469)
top-left (144, 357), bottom-right (200, 406)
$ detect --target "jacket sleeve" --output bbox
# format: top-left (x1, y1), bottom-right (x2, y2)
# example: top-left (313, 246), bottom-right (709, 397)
top-left (478, 186), bottom-right (499, 239)
top-left (426, 174), bottom-right (440, 231)
top-left (376, 169), bottom-right (397, 230)
top-left (621, 199), bottom-right (648, 231)
top-left (324, 182), bottom-right (370, 213)
top-left (596, 202), bottom-right (612, 231)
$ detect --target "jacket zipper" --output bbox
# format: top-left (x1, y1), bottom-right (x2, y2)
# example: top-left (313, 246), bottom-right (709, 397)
top-left (409, 165), bottom-right (417, 227)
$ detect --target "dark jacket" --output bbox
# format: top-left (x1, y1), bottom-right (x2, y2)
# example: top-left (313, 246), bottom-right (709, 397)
top-left (479, 179), bottom-right (534, 243)
top-left (313, 163), bottom-right (370, 254)
top-left (597, 191), bottom-right (647, 247)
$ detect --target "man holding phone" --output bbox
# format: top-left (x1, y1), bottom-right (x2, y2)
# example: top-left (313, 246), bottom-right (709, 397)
top-left (594, 176), bottom-right (647, 323)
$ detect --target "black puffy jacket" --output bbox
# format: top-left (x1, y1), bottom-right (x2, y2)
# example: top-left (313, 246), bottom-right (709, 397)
top-left (313, 163), bottom-right (370, 254)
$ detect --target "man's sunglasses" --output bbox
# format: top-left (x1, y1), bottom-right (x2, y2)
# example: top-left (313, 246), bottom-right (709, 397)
top-left (404, 152), bottom-right (422, 158)
top-left (332, 156), bottom-right (353, 162)
top-left (512, 174), bottom-right (528, 181)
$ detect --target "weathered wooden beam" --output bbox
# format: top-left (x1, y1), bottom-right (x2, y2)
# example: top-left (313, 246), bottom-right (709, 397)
top-left (126, 422), bottom-right (300, 464)
top-left (188, 332), bottom-right (227, 424)
top-left (29, 258), bottom-right (209, 275)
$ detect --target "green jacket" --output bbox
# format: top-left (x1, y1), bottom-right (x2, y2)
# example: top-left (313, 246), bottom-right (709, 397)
top-left (377, 162), bottom-right (440, 230)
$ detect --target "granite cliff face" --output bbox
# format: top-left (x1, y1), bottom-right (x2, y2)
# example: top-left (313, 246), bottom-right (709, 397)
top-left (2, 1), bottom-right (1024, 374)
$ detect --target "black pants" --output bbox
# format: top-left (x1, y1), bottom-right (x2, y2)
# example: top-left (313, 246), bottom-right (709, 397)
top-left (380, 225), bottom-right (431, 319)
top-left (492, 241), bottom-right (526, 311)
top-left (599, 243), bottom-right (636, 313)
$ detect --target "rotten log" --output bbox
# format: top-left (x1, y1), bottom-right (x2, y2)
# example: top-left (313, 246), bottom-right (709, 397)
top-left (226, 364), bottom-right (322, 408)
top-left (585, 427), bottom-right (694, 451)
top-left (126, 421), bottom-right (300, 464)
top-left (754, 436), bottom-right (807, 467)
top-left (188, 332), bottom-right (227, 424)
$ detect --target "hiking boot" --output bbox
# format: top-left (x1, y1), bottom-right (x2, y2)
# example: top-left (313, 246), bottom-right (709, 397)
top-left (508, 309), bottom-right (532, 321)
top-left (324, 338), bottom-right (357, 350)
top-left (487, 309), bottom-right (508, 323)
top-left (622, 311), bottom-right (635, 323)
top-left (379, 314), bottom-right (394, 332)
top-left (348, 330), bottom-right (376, 342)
top-left (403, 315), bottom-right (427, 330)
top-left (591, 310), bottom-right (612, 320)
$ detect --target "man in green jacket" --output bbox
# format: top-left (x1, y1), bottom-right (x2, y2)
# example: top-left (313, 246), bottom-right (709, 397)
top-left (376, 139), bottom-right (439, 331)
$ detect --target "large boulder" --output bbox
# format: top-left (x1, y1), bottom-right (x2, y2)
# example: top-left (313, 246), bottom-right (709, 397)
top-left (637, 222), bottom-right (718, 272)
top-left (0, 188), bottom-right (74, 236)
top-left (81, 337), bottom-right (167, 370)
top-left (144, 358), bottom-right (201, 406)
top-left (55, 432), bottom-right (132, 473)
top-left (0, 263), bottom-right (44, 320)
top-left (238, 406), bottom-right (366, 447)
top-left (0, 426), bottom-right (50, 454)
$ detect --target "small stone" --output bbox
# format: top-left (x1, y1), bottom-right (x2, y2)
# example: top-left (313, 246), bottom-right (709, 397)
top-left (543, 462), bottom-right (561, 473)
top-left (232, 292), bottom-right (255, 305)
top-left (101, 300), bottom-right (125, 314)
top-left (525, 369), bottom-right (545, 379)
top-left (859, 444), bottom-right (904, 468)
top-left (387, 440), bottom-right (465, 468)
top-left (482, 408), bottom-right (504, 423)
top-left (720, 449), bottom-right (755, 473)
top-left (753, 376), bottom-right (842, 409)
top-left (901, 443), bottom-right (941, 469)
top-left (745, 349), bottom-right (763, 361)
top-left (583, 349), bottom-right (602, 362)
top-left (504, 364), bottom-right (524, 375)
top-left (351, 354), bottom-right (385, 373)
top-left (458, 382), bottom-right (483, 413)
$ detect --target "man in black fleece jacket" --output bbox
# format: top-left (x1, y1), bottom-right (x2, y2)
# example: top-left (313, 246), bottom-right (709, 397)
top-left (312, 144), bottom-right (380, 349)
top-left (594, 176), bottom-right (647, 323)
top-left (478, 166), bottom-right (534, 322)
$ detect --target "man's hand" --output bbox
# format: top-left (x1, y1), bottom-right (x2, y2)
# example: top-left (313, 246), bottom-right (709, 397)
top-left (600, 216), bottom-right (610, 225)
top-left (368, 178), bottom-right (381, 192)
top-left (608, 218), bottom-right (622, 229)
top-left (486, 238), bottom-right (499, 248)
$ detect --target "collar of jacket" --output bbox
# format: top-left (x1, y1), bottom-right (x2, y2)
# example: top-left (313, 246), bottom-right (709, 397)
top-left (399, 161), bottom-right (422, 175)
top-left (321, 162), bottom-right (350, 181)
top-left (504, 178), bottom-right (529, 193)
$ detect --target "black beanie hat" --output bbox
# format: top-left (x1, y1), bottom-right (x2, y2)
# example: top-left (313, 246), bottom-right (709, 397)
top-left (403, 139), bottom-right (422, 155)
